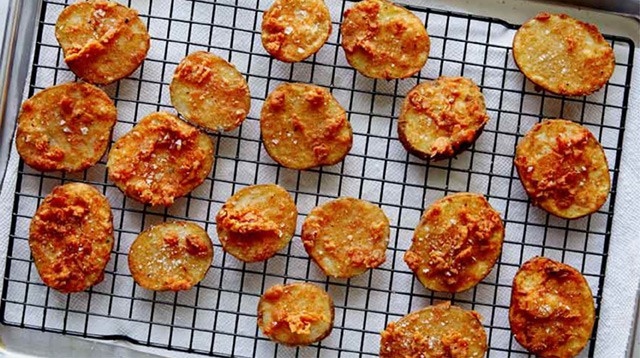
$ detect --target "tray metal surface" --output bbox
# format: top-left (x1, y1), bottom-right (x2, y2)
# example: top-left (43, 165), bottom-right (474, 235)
top-left (0, 0), bottom-right (635, 357)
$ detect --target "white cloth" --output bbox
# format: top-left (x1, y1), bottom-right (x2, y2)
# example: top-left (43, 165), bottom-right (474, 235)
top-left (0, 0), bottom-right (637, 357)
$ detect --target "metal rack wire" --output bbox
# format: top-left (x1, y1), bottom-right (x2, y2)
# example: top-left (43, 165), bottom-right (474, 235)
top-left (0, 0), bottom-right (634, 357)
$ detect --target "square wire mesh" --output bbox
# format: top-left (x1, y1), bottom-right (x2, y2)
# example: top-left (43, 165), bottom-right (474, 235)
top-left (1, 0), bottom-right (635, 357)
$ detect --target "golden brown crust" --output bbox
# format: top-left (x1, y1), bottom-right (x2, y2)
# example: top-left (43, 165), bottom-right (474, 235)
top-left (29, 183), bottom-right (114, 293)
top-left (301, 197), bottom-right (389, 278)
top-left (170, 51), bottom-right (251, 132)
top-left (257, 282), bottom-right (334, 346)
top-left (514, 119), bottom-right (610, 219)
top-left (107, 112), bottom-right (215, 206)
top-left (513, 12), bottom-right (615, 96)
top-left (509, 257), bottom-right (595, 358)
top-left (260, 83), bottom-right (353, 170)
top-left (15, 82), bottom-right (117, 172)
top-left (128, 221), bottom-right (213, 291)
top-left (261, 0), bottom-right (332, 63)
top-left (404, 193), bottom-right (504, 293)
top-left (55, 0), bottom-right (150, 85)
top-left (216, 184), bottom-right (297, 262)
top-left (398, 77), bottom-right (489, 161)
top-left (340, 0), bottom-right (430, 79)
top-left (380, 302), bottom-right (487, 357)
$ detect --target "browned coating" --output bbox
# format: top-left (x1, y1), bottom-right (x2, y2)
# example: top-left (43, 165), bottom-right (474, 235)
top-left (509, 257), bottom-right (595, 358)
top-left (29, 183), bottom-right (114, 293)
top-left (404, 193), bottom-right (504, 293)
top-left (16, 82), bottom-right (117, 172)
top-left (107, 112), bottom-right (215, 206)
top-left (261, 0), bottom-right (332, 63)
top-left (257, 282), bottom-right (334, 346)
top-left (170, 51), bottom-right (250, 132)
top-left (513, 12), bottom-right (615, 96)
top-left (398, 77), bottom-right (489, 160)
top-left (301, 197), bottom-right (390, 278)
top-left (216, 184), bottom-right (298, 262)
top-left (380, 302), bottom-right (487, 357)
top-left (55, 0), bottom-right (150, 85)
top-left (128, 221), bottom-right (213, 291)
top-left (515, 119), bottom-right (610, 219)
top-left (261, 83), bottom-right (353, 170)
top-left (341, 0), bottom-right (430, 79)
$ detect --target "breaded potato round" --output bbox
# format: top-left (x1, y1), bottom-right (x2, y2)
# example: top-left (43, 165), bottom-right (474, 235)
top-left (398, 77), bottom-right (490, 160)
top-left (404, 193), bottom-right (504, 293)
top-left (216, 184), bottom-right (297, 262)
top-left (513, 13), bottom-right (615, 96)
top-left (301, 197), bottom-right (390, 278)
top-left (107, 112), bottom-right (214, 206)
top-left (15, 82), bottom-right (117, 172)
top-left (380, 302), bottom-right (487, 357)
top-left (515, 119), bottom-right (610, 219)
top-left (170, 51), bottom-right (251, 132)
top-left (261, 0), bottom-right (332, 62)
top-left (128, 221), bottom-right (213, 291)
top-left (261, 83), bottom-right (353, 170)
top-left (341, 0), bottom-right (430, 79)
top-left (29, 183), bottom-right (113, 293)
top-left (510, 257), bottom-right (595, 358)
top-left (257, 282), bottom-right (334, 346)
top-left (55, 0), bottom-right (150, 85)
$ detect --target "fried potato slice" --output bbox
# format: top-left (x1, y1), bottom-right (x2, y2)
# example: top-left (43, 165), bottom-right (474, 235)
top-left (16, 82), bottom-right (117, 172)
top-left (301, 197), bottom-right (390, 278)
top-left (170, 51), bottom-right (251, 132)
top-left (107, 112), bottom-right (214, 206)
top-left (510, 257), bottom-right (595, 358)
top-left (380, 301), bottom-right (487, 357)
top-left (515, 119), bottom-right (610, 219)
top-left (513, 12), bottom-right (615, 96)
top-left (55, 0), bottom-right (150, 85)
top-left (129, 221), bottom-right (213, 291)
top-left (341, 0), bottom-right (430, 79)
top-left (398, 77), bottom-right (489, 160)
top-left (258, 282), bottom-right (334, 346)
top-left (29, 183), bottom-right (113, 293)
top-left (404, 193), bottom-right (504, 293)
top-left (261, 83), bottom-right (352, 170)
top-left (261, 0), bottom-right (332, 62)
top-left (216, 184), bottom-right (297, 262)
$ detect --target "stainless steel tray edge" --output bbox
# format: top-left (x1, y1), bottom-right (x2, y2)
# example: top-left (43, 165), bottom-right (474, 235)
top-left (0, 0), bottom-right (40, 187)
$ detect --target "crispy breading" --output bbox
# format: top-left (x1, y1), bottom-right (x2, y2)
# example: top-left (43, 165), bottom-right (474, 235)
top-left (29, 183), bottom-right (114, 293)
top-left (128, 221), bottom-right (213, 291)
top-left (16, 82), bottom-right (117, 172)
top-left (515, 119), bottom-right (610, 219)
top-left (107, 112), bottom-right (214, 206)
top-left (510, 257), bottom-right (595, 358)
top-left (55, 0), bottom-right (150, 85)
top-left (257, 282), bottom-right (334, 346)
top-left (398, 77), bottom-right (489, 160)
top-left (301, 197), bottom-right (390, 278)
top-left (340, 0), bottom-right (430, 79)
top-left (513, 13), bottom-right (615, 96)
top-left (216, 184), bottom-right (297, 262)
top-left (261, 83), bottom-right (352, 170)
top-left (261, 0), bottom-right (332, 62)
top-left (380, 302), bottom-right (487, 357)
top-left (170, 51), bottom-right (250, 132)
top-left (404, 192), bottom-right (504, 293)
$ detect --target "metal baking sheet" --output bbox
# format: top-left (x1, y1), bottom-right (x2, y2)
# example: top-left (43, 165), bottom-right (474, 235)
top-left (0, 0), bottom-right (635, 357)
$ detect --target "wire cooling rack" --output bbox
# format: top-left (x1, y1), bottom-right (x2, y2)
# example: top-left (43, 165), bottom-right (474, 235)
top-left (0, 0), bottom-right (635, 357)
